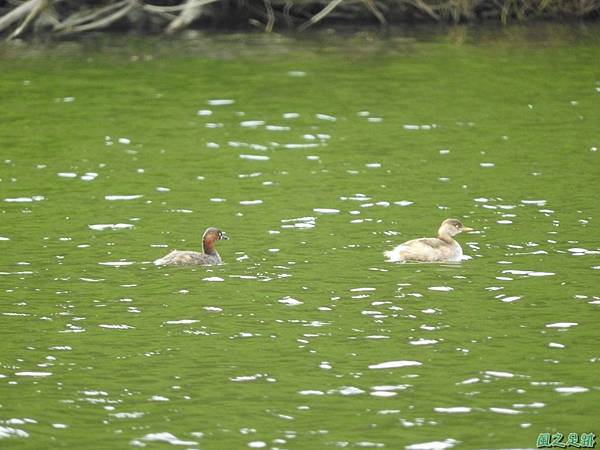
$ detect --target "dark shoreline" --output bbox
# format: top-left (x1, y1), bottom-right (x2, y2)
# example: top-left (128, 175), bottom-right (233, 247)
top-left (1, 0), bottom-right (599, 42)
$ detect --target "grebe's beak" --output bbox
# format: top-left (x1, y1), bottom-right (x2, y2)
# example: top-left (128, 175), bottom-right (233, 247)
top-left (462, 227), bottom-right (474, 232)
top-left (220, 231), bottom-right (229, 240)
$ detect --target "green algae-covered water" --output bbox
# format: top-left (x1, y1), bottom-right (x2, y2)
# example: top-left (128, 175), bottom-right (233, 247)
top-left (1, 26), bottom-right (599, 449)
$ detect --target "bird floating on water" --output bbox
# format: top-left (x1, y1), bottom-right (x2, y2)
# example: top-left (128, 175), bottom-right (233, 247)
top-left (384, 218), bottom-right (473, 263)
top-left (154, 227), bottom-right (228, 266)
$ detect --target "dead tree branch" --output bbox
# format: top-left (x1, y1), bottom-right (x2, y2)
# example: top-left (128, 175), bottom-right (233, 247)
top-left (298, 0), bottom-right (345, 30)
top-left (165, 0), bottom-right (218, 34)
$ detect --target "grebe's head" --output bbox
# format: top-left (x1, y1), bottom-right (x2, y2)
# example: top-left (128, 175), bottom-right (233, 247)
top-left (203, 227), bottom-right (229, 242)
top-left (439, 219), bottom-right (473, 237)
top-left (202, 227), bottom-right (228, 254)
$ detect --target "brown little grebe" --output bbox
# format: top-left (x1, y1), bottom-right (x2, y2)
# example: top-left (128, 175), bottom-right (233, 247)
top-left (154, 227), bottom-right (228, 266)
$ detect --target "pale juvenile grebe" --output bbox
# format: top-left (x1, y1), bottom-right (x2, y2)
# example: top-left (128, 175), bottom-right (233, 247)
top-left (384, 219), bottom-right (473, 263)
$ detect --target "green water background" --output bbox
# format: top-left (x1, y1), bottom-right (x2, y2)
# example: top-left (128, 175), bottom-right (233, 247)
top-left (1, 25), bottom-right (599, 449)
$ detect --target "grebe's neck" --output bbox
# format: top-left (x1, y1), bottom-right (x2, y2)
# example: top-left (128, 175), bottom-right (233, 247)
top-left (437, 230), bottom-right (455, 245)
top-left (203, 235), bottom-right (217, 255)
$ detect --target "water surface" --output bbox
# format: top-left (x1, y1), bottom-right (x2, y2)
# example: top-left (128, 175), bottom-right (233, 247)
top-left (1, 26), bottom-right (599, 449)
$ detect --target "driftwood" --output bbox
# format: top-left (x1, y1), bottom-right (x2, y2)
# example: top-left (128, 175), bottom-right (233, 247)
top-left (1, 0), bottom-right (599, 39)
top-left (165, 0), bottom-right (217, 34)
top-left (57, 0), bottom-right (137, 34)
top-left (0, 0), bottom-right (38, 33)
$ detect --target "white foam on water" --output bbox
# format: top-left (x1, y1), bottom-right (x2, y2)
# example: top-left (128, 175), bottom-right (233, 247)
top-left (489, 407), bottom-right (522, 415)
top-left (410, 339), bottom-right (439, 346)
top-left (298, 390), bottom-right (324, 395)
top-left (284, 143), bottom-right (319, 149)
top-left (57, 172), bottom-right (77, 178)
top-left (371, 390), bottom-right (396, 397)
top-left (104, 195), bottom-right (142, 201)
top-left (546, 322), bottom-right (578, 328)
top-left (279, 296), bottom-right (303, 306)
top-left (428, 286), bottom-right (454, 292)
top-left (248, 441), bottom-right (267, 448)
top-left (555, 386), bottom-right (588, 394)
top-left (394, 200), bottom-right (414, 206)
top-left (98, 261), bottom-right (134, 266)
top-left (240, 200), bottom-right (263, 206)
top-left (4, 196), bottom-right (45, 203)
top-left (313, 208), bottom-right (339, 214)
top-left (111, 412), bottom-right (145, 419)
top-left (485, 371), bottom-right (514, 378)
top-left (138, 432), bottom-right (197, 446)
top-left (283, 112), bottom-right (299, 119)
top-left (502, 270), bottom-right (554, 277)
top-left (405, 439), bottom-right (458, 450)
top-left (521, 199), bottom-right (546, 206)
top-left (369, 360), bottom-right (422, 369)
top-left (207, 99), bottom-right (234, 105)
top-left (501, 296), bottom-right (521, 303)
top-left (0, 237), bottom-right (9, 240)
top-left (315, 113), bottom-right (336, 121)
top-left (99, 324), bottom-right (134, 330)
top-left (434, 407), bottom-right (471, 413)
top-left (89, 223), bottom-right (134, 231)
top-left (203, 306), bottom-right (223, 312)
top-left (164, 320), bottom-right (199, 325)
top-left (239, 154), bottom-right (269, 161)
top-left (336, 386), bottom-right (365, 396)
top-left (0, 426), bottom-right (29, 438)
top-left (548, 342), bottom-right (565, 348)
top-left (513, 402), bottom-right (545, 409)
top-left (118, 137), bottom-right (130, 144)
top-left (15, 371), bottom-right (52, 377)
top-left (203, 277), bottom-right (224, 282)
top-left (240, 120), bottom-right (265, 128)
top-left (231, 374), bottom-right (263, 382)
top-left (81, 172), bottom-right (98, 181)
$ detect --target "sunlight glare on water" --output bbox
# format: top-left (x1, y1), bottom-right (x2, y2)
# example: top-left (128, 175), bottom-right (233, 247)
top-left (0, 25), bottom-right (599, 449)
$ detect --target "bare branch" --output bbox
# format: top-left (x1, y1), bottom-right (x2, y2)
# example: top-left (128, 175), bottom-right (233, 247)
top-left (263, 0), bottom-right (275, 32)
top-left (54, 0), bottom-right (129, 32)
top-left (0, 0), bottom-right (38, 33)
top-left (165, 0), bottom-right (219, 34)
top-left (59, 0), bottom-right (138, 35)
top-left (298, 0), bottom-right (345, 31)
top-left (8, 0), bottom-right (49, 39)
top-left (362, 0), bottom-right (387, 25)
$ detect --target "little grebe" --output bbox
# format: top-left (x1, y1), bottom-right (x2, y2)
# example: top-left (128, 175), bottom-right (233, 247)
top-left (154, 227), bottom-right (228, 266)
top-left (384, 219), bottom-right (473, 263)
